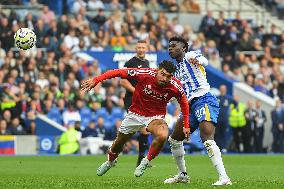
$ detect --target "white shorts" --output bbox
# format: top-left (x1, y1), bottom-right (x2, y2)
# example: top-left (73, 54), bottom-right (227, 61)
top-left (119, 112), bottom-right (165, 134)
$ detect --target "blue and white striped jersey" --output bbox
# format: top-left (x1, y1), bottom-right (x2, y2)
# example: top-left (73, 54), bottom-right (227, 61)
top-left (174, 51), bottom-right (211, 101)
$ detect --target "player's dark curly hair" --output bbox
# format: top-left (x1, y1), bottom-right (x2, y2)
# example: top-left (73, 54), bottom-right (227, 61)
top-left (159, 60), bottom-right (176, 74)
top-left (169, 36), bottom-right (189, 52)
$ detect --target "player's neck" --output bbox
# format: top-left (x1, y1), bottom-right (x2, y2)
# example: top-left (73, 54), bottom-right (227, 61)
top-left (176, 56), bottom-right (183, 63)
top-left (176, 52), bottom-right (185, 63)
top-left (136, 55), bottom-right (146, 60)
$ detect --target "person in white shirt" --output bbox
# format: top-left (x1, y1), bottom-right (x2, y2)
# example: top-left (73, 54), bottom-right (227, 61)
top-left (63, 29), bottom-right (80, 53)
top-left (88, 0), bottom-right (105, 10)
top-left (62, 103), bottom-right (81, 126)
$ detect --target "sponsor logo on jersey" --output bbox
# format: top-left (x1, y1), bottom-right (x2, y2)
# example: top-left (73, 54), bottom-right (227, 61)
top-left (143, 85), bottom-right (168, 101)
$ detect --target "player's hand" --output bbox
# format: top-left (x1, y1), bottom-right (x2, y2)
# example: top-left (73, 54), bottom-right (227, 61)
top-left (189, 58), bottom-right (199, 65)
top-left (81, 78), bottom-right (98, 92)
top-left (183, 127), bottom-right (190, 141)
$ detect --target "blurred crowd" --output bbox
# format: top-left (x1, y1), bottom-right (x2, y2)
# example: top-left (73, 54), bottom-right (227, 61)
top-left (0, 0), bottom-right (284, 153)
top-left (1, 0), bottom-right (201, 14)
top-left (197, 10), bottom-right (284, 101)
top-left (254, 0), bottom-right (284, 19)
top-left (216, 85), bottom-right (284, 153)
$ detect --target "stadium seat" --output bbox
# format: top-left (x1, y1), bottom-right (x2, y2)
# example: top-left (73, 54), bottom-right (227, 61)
top-left (47, 107), bottom-right (63, 125)
top-left (96, 108), bottom-right (108, 119)
top-left (78, 107), bottom-right (92, 128)
top-left (81, 118), bottom-right (91, 129)
top-left (90, 112), bottom-right (99, 122)
top-left (110, 107), bottom-right (124, 120)
top-left (80, 107), bottom-right (92, 118)
top-left (104, 120), bottom-right (114, 131)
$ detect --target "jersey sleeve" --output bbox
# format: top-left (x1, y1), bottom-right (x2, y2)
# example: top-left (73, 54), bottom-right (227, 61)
top-left (171, 79), bottom-right (186, 101)
top-left (185, 51), bottom-right (208, 66)
top-left (177, 94), bottom-right (190, 129)
top-left (93, 69), bottom-right (129, 84)
top-left (93, 68), bottom-right (152, 83)
top-left (171, 79), bottom-right (190, 129)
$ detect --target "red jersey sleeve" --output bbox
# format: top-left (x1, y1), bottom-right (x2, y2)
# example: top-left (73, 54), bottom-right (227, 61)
top-left (171, 78), bottom-right (190, 129)
top-left (93, 68), bottom-right (151, 84)
top-left (177, 94), bottom-right (190, 129)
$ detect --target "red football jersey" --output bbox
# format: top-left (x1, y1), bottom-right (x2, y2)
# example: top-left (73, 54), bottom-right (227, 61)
top-left (93, 68), bottom-right (190, 128)
top-left (126, 69), bottom-right (184, 117)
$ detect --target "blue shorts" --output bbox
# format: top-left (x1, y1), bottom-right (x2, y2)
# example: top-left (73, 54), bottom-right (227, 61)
top-left (189, 92), bottom-right (220, 132)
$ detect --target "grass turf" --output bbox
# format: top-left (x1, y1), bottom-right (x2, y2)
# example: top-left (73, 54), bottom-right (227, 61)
top-left (0, 155), bottom-right (283, 188)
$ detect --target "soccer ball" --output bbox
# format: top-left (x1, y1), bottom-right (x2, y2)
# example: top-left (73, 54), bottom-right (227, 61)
top-left (14, 28), bottom-right (36, 50)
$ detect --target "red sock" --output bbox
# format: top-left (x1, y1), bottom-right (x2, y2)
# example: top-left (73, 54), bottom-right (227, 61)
top-left (147, 145), bottom-right (161, 161)
top-left (108, 150), bottom-right (119, 162)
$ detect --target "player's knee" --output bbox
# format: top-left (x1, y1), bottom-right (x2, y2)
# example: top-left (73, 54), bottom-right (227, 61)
top-left (168, 136), bottom-right (183, 149)
top-left (157, 133), bottom-right (168, 143)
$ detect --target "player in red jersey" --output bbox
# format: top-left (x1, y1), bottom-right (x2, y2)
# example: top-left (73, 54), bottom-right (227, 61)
top-left (81, 60), bottom-right (190, 177)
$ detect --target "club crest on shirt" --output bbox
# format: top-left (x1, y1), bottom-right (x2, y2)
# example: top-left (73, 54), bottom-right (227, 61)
top-left (128, 69), bottom-right (136, 76)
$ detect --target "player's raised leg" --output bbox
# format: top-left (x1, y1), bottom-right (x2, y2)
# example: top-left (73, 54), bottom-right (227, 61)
top-left (136, 127), bottom-right (150, 167)
top-left (164, 118), bottom-right (189, 184)
top-left (199, 121), bottom-right (232, 186)
top-left (97, 132), bottom-right (134, 176)
top-left (134, 119), bottom-right (168, 177)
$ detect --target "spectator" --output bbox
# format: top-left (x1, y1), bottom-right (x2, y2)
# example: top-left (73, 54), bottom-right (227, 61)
top-left (0, 120), bottom-right (11, 135)
top-left (58, 121), bottom-right (80, 155)
top-left (109, 0), bottom-right (124, 11)
top-left (0, 84), bottom-right (19, 116)
top-left (0, 17), bottom-right (14, 51)
top-left (92, 9), bottom-right (107, 31)
top-left (215, 85), bottom-right (233, 152)
top-left (82, 121), bottom-right (98, 138)
top-left (132, 0), bottom-right (146, 11)
top-left (40, 5), bottom-right (56, 24)
top-left (170, 17), bottom-right (184, 35)
top-left (90, 39), bottom-right (104, 51)
top-left (244, 100), bottom-right (257, 153)
top-left (199, 11), bottom-right (215, 39)
top-left (180, 0), bottom-right (201, 13)
top-left (35, 72), bottom-right (49, 89)
top-left (25, 12), bottom-right (36, 30)
top-left (62, 103), bottom-right (81, 126)
top-left (254, 75), bottom-right (270, 95)
top-left (64, 72), bottom-right (80, 90)
top-left (10, 118), bottom-right (26, 135)
top-left (253, 100), bottom-right (266, 153)
top-left (229, 96), bottom-right (248, 152)
top-left (163, 0), bottom-right (179, 12)
top-left (96, 117), bottom-right (106, 139)
top-left (88, 0), bottom-right (105, 10)
top-left (146, 0), bottom-right (161, 11)
top-left (110, 30), bottom-right (126, 52)
top-left (63, 29), bottom-right (80, 53)
top-left (105, 119), bottom-right (122, 140)
top-left (72, 0), bottom-right (87, 13)
top-left (271, 99), bottom-right (284, 152)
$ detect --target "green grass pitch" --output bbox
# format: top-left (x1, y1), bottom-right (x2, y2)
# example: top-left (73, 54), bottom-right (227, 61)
top-left (0, 155), bottom-right (283, 188)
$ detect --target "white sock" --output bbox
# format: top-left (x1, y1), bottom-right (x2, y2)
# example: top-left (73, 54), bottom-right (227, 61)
top-left (204, 140), bottom-right (228, 179)
top-left (168, 136), bottom-right (187, 173)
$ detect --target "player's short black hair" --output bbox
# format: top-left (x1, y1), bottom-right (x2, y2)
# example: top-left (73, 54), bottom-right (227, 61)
top-left (159, 60), bottom-right (176, 74)
top-left (169, 36), bottom-right (189, 52)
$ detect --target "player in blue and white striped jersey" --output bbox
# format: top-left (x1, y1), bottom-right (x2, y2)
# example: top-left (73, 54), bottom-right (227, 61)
top-left (164, 36), bottom-right (232, 186)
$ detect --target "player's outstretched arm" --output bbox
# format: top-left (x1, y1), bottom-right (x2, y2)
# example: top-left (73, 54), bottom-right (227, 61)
top-left (81, 69), bottom-right (129, 92)
top-left (177, 94), bottom-right (190, 140)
